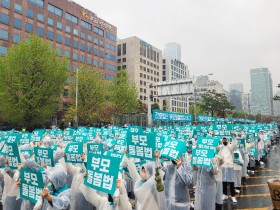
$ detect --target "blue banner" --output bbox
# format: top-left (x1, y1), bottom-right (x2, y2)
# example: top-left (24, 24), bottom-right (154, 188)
top-left (152, 110), bottom-right (192, 122)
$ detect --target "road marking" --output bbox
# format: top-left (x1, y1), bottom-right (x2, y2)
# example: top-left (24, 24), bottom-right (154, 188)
top-left (241, 184), bottom-right (267, 187)
top-left (247, 176), bottom-right (274, 179)
top-left (236, 207), bottom-right (273, 210)
top-left (236, 193), bottom-right (271, 198)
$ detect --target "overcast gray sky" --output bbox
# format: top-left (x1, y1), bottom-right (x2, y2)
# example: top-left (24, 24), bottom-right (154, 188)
top-left (74, 0), bottom-right (280, 94)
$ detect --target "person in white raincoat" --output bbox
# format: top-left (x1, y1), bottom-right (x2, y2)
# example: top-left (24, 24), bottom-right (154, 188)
top-left (62, 155), bottom-right (93, 210)
top-left (162, 156), bottom-right (193, 210)
top-left (123, 156), bottom-right (166, 210)
top-left (194, 166), bottom-right (217, 210)
top-left (214, 146), bottom-right (224, 210)
top-left (34, 170), bottom-right (72, 210)
top-left (79, 176), bottom-right (132, 210)
top-left (233, 149), bottom-right (244, 194)
top-left (220, 136), bottom-right (238, 203)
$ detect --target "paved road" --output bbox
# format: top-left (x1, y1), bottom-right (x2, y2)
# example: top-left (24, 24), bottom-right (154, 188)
top-left (223, 142), bottom-right (280, 210)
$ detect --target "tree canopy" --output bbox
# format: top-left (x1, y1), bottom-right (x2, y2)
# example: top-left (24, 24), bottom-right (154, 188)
top-left (199, 90), bottom-right (234, 117)
top-left (0, 35), bottom-right (68, 130)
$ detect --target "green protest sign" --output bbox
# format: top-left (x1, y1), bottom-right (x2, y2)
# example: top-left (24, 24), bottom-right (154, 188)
top-left (127, 132), bottom-right (156, 160)
top-left (3, 143), bottom-right (21, 169)
top-left (191, 148), bottom-right (215, 168)
top-left (87, 143), bottom-right (103, 155)
top-left (88, 130), bottom-right (97, 141)
top-left (160, 140), bottom-right (186, 160)
top-left (19, 133), bottom-right (32, 145)
top-left (74, 135), bottom-right (88, 143)
top-left (63, 128), bottom-right (74, 141)
top-left (237, 138), bottom-right (246, 149)
top-left (31, 130), bottom-right (45, 142)
top-left (114, 139), bottom-right (127, 153)
top-left (128, 126), bottom-right (144, 134)
top-left (84, 154), bottom-right (121, 195)
top-left (249, 147), bottom-right (257, 156)
top-left (34, 147), bottom-right (54, 167)
top-left (196, 136), bottom-right (220, 153)
top-left (155, 135), bottom-right (165, 150)
top-left (103, 151), bottom-right (124, 159)
top-left (65, 142), bottom-right (83, 163)
top-left (5, 133), bottom-right (20, 144)
top-left (20, 168), bottom-right (44, 203)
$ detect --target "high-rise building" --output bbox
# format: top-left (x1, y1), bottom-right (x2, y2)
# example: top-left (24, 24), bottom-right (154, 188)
top-left (0, 0), bottom-right (117, 112)
top-left (162, 56), bottom-right (190, 113)
top-left (229, 83), bottom-right (243, 112)
top-left (250, 68), bottom-right (273, 115)
top-left (117, 36), bottom-right (163, 107)
top-left (229, 83), bottom-right (243, 93)
top-left (195, 76), bottom-right (226, 101)
top-left (273, 91), bottom-right (280, 116)
top-left (242, 93), bottom-right (251, 114)
top-left (163, 42), bottom-right (181, 61)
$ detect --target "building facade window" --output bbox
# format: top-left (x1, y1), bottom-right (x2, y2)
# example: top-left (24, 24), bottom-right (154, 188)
top-left (14, 18), bottom-right (22, 29)
top-left (27, 0), bottom-right (44, 8)
top-left (94, 48), bottom-right (98, 56)
top-left (56, 34), bottom-right (62, 43)
top-left (87, 57), bottom-right (92, 65)
top-left (56, 47), bottom-right (62, 56)
top-left (26, 8), bottom-right (34, 19)
top-left (80, 32), bottom-right (85, 40)
top-left (106, 32), bottom-right (116, 41)
top-left (93, 59), bottom-right (98, 67)
top-left (81, 20), bottom-right (92, 31)
top-left (80, 55), bottom-right (85, 63)
top-left (64, 50), bottom-right (70, 58)
top-left (56, 21), bottom-right (62, 30)
top-left (46, 30), bottom-right (54, 40)
top-left (12, 33), bottom-right (21, 43)
top-left (65, 37), bottom-right (71, 46)
top-left (73, 28), bottom-right (78, 36)
top-left (0, 13), bottom-right (9, 25)
top-left (14, 3), bottom-right (22, 14)
top-left (47, 17), bottom-right (54, 26)
top-left (100, 40), bottom-right (104, 47)
top-left (87, 46), bottom-right (92, 54)
top-left (80, 43), bottom-right (85, 52)
top-left (65, 25), bottom-right (71, 34)
top-left (65, 12), bottom-right (78, 24)
top-left (100, 50), bottom-right (104, 58)
top-left (0, 29), bottom-right (8, 41)
top-left (36, 26), bottom-right (44, 37)
top-left (87, 34), bottom-right (92, 42)
top-left (25, 22), bottom-right (33, 33)
top-left (122, 43), bottom-right (126, 55)
top-left (73, 40), bottom-right (78, 49)
top-left (1, 0), bottom-right (10, 8)
top-left (94, 27), bottom-right (104, 36)
top-left (72, 52), bottom-right (78, 61)
top-left (94, 38), bottom-right (98, 45)
top-left (37, 13), bottom-right (44, 22)
top-left (0, 46), bottom-right (8, 55)
top-left (47, 4), bottom-right (62, 16)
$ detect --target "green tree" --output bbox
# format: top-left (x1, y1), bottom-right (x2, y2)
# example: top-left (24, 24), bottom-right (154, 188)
top-left (199, 90), bottom-right (234, 117)
top-left (0, 35), bottom-right (68, 130)
top-left (110, 69), bottom-right (138, 114)
top-left (136, 100), bottom-right (147, 113)
top-left (65, 66), bottom-right (106, 125)
top-left (151, 103), bottom-right (160, 111)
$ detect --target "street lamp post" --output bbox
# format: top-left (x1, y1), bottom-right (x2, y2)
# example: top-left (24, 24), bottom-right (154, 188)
top-left (74, 68), bottom-right (79, 127)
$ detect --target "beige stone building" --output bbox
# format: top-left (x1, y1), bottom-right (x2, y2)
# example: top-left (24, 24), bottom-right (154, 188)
top-left (117, 36), bottom-right (163, 108)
